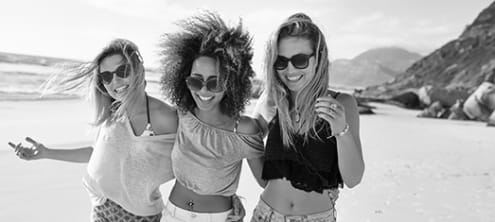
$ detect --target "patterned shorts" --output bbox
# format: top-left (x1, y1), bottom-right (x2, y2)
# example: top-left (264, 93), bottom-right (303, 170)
top-left (91, 199), bottom-right (162, 222)
top-left (250, 189), bottom-right (339, 222)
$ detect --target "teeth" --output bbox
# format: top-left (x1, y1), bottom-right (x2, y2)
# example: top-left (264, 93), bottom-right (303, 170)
top-left (198, 95), bottom-right (214, 101)
top-left (287, 75), bottom-right (302, 81)
top-left (115, 85), bottom-right (128, 93)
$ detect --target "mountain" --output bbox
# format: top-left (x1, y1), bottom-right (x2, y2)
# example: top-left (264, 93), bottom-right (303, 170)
top-left (330, 47), bottom-right (422, 89)
top-left (362, 1), bottom-right (495, 98)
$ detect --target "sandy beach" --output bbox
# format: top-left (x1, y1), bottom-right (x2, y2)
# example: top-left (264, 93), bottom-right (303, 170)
top-left (1, 99), bottom-right (494, 222)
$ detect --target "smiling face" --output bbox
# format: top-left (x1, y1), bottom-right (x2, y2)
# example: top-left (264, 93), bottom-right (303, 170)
top-left (99, 54), bottom-right (131, 101)
top-left (276, 37), bottom-right (316, 94)
top-left (188, 56), bottom-right (225, 112)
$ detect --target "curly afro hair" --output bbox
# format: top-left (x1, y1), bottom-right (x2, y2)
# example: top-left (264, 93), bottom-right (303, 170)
top-left (159, 11), bottom-right (255, 120)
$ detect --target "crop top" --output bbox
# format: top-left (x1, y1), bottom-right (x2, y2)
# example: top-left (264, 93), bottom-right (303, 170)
top-left (171, 111), bottom-right (264, 196)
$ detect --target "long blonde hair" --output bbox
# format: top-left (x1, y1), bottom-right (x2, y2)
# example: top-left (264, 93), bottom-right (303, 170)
top-left (264, 13), bottom-right (331, 148)
top-left (42, 39), bottom-right (146, 126)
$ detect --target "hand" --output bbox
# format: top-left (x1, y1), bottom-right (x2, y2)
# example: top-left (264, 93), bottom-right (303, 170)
top-left (226, 194), bottom-right (245, 222)
top-left (8, 137), bottom-right (47, 160)
top-left (315, 96), bottom-right (347, 134)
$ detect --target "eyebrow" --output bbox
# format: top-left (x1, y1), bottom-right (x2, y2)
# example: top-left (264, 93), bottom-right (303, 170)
top-left (190, 73), bottom-right (218, 80)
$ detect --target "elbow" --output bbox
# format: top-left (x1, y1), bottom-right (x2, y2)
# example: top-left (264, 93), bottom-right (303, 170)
top-left (258, 179), bottom-right (268, 188)
top-left (344, 177), bottom-right (362, 189)
top-left (344, 165), bottom-right (365, 189)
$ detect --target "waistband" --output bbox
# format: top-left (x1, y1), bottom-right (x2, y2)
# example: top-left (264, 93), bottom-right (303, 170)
top-left (164, 200), bottom-right (232, 222)
top-left (253, 198), bottom-right (335, 222)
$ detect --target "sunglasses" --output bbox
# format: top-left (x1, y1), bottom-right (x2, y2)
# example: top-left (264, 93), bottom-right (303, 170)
top-left (274, 53), bottom-right (315, 70)
top-left (99, 64), bottom-right (131, 85)
top-left (185, 76), bottom-right (225, 93)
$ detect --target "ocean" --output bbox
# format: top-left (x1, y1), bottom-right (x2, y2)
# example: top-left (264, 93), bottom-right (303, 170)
top-left (0, 62), bottom-right (163, 101)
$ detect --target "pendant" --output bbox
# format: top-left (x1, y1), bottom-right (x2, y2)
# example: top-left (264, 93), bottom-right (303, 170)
top-left (294, 112), bottom-right (300, 123)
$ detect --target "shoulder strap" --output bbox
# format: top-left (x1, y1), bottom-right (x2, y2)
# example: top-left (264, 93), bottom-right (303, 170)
top-left (333, 92), bottom-right (341, 99)
top-left (145, 94), bottom-right (151, 125)
top-left (233, 118), bottom-right (240, 133)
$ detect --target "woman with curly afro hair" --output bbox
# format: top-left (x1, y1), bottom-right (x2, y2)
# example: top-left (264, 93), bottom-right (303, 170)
top-left (159, 11), bottom-right (266, 222)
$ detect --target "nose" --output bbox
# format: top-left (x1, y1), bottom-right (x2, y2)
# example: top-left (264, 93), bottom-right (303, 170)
top-left (285, 61), bottom-right (297, 73)
top-left (198, 83), bottom-right (209, 94)
top-left (110, 73), bottom-right (124, 84)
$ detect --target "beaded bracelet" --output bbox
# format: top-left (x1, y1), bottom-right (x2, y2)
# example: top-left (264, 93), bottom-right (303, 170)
top-left (327, 123), bottom-right (349, 139)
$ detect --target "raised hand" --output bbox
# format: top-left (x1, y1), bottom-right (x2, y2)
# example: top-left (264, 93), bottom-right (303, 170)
top-left (315, 95), bottom-right (347, 134)
top-left (8, 137), bottom-right (47, 160)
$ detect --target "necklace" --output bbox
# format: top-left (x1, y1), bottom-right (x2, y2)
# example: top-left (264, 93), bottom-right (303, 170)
top-left (293, 108), bottom-right (300, 123)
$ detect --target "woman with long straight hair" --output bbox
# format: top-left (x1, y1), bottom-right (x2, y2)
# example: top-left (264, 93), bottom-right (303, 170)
top-left (251, 13), bottom-right (365, 222)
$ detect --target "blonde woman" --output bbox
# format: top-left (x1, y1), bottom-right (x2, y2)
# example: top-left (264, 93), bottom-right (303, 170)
top-left (9, 39), bottom-right (178, 221)
top-left (251, 13), bottom-right (365, 222)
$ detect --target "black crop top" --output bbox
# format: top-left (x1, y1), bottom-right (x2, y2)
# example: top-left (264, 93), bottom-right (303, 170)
top-left (262, 114), bottom-right (343, 193)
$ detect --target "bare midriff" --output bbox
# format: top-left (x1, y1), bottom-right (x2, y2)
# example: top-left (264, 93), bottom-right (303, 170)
top-left (168, 182), bottom-right (232, 213)
top-left (261, 178), bottom-right (334, 215)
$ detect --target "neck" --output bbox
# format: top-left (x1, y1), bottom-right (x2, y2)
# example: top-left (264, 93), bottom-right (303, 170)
top-left (289, 91), bottom-right (298, 109)
top-left (194, 107), bottom-right (231, 127)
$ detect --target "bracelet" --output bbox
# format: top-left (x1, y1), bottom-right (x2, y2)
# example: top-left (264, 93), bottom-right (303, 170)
top-left (327, 124), bottom-right (349, 139)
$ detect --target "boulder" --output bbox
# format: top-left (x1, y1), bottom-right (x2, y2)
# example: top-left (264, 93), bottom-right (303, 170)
top-left (448, 99), bottom-right (469, 120)
top-left (418, 101), bottom-right (450, 118)
top-left (390, 91), bottom-right (422, 109)
top-left (418, 85), bottom-right (470, 107)
top-left (463, 82), bottom-right (495, 121)
top-left (488, 111), bottom-right (495, 126)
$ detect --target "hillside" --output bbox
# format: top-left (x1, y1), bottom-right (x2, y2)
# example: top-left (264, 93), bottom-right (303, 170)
top-left (331, 47), bottom-right (421, 88)
top-left (362, 1), bottom-right (495, 98)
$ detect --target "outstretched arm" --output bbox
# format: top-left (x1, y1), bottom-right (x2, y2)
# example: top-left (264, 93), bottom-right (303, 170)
top-left (9, 137), bottom-right (93, 163)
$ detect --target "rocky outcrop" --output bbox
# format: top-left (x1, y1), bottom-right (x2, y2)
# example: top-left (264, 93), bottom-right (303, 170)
top-left (361, 1), bottom-right (495, 99)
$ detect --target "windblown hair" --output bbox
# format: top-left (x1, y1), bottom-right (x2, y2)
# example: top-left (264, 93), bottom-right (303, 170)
top-left (264, 13), bottom-right (331, 148)
top-left (159, 11), bottom-right (254, 120)
top-left (41, 39), bottom-right (145, 126)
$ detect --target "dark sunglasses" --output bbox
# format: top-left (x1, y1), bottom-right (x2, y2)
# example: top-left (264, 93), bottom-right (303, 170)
top-left (185, 76), bottom-right (225, 93)
top-left (274, 53), bottom-right (315, 70)
top-left (99, 64), bottom-right (131, 85)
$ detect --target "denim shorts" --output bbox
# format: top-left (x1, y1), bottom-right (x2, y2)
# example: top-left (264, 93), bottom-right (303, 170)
top-left (250, 189), bottom-right (339, 222)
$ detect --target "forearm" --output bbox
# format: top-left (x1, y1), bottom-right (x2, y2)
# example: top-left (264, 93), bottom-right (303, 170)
top-left (336, 133), bottom-right (364, 188)
top-left (43, 147), bottom-right (93, 163)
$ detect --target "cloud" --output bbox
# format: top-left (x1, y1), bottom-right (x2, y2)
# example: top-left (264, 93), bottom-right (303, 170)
top-left (326, 12), bottom-right (462, 59)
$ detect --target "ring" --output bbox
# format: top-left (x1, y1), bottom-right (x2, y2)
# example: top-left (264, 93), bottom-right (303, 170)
top-left (330, 104), bottom-right (338, 109)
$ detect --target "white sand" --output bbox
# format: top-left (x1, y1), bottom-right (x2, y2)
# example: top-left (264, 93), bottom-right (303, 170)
top-left (1, 100), bottom-right (494, 221)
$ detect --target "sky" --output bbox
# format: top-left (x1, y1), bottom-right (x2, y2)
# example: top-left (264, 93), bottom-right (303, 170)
top-left (0, 0), bottom-right (493, 71)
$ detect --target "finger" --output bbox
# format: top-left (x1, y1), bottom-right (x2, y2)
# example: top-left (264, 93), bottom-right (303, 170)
top-left (317, 111), bottom-right (336, 123)
top-left (316, 96), bottom-right (338, 103)
top-left (8, 142), bottom-right (16, 149)
top-left (315, 103), bottom-right (341, 113)
top-left (226, 215), bottom-right (240, 222)
top-left (316, 96), bottom-right (343, 105)
top-left (25, 137), bottom-right (40, 147)
top-left (316, 107), bottom-right (337, 117)
top-left (14, 143), bottom-right (23, 153)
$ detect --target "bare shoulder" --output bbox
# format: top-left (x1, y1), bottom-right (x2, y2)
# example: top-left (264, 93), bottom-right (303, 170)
top-left (148, 96), bottom-right (178, 134)
top-left (236, 115), bottom-right (262, 135)
top-left (328, 90), bottom-right (358, 109)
